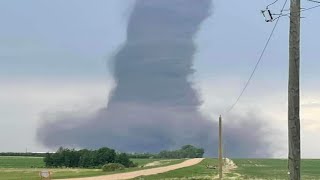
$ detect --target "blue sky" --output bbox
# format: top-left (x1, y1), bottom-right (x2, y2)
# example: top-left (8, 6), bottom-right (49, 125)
top-left (0, 0), bottom-right (320, 157)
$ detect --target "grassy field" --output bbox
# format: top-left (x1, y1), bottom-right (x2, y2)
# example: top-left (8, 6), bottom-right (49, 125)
top-left (1, 157), bottom-right (320, 179)
top-left (230, 159), bottom-right (320, 180)
top-left (0, 156), bottom-right (183, 180)
top-left (136, 158), bottom-right (320, 180)
top-left (135, 158), bottom-right (219, 179)
top-left (0, 156), bottom-right (45, 168)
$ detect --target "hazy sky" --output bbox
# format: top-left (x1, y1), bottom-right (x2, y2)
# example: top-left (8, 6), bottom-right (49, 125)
top-left (0, 0), bottom-right (319, 157)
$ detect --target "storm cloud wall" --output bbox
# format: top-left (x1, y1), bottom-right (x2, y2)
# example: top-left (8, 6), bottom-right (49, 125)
top-left (38, 0), bottom-right (272, 157)
top-left (109, 0), bottom-right (210, 108)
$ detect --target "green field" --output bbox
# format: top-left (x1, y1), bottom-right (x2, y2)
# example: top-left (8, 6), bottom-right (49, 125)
top-left (135, 158), bottom-right (219, 179)
top-left (136, 158), bottom-right (320, 180)
top-left (1, 157), bottom-right (320, 179)
top-left (0, 156), bottom-right (45, 168)
top-left (230, 159), bottom-right (320, 180)
top-left (0, 156), bottom-right (183, 180)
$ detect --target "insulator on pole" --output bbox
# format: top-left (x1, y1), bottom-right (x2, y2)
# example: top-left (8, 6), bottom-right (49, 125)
top-left (261, 9), bottom-right (274, 22)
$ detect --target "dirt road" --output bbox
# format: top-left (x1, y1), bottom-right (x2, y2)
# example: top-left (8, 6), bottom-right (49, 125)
top-left (57, 158), bottom-right (203, 180)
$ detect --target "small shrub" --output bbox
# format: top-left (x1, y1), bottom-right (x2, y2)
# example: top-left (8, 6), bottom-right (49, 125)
top-left (115, 153), bottom-right (136, 168)
top-left (133, 162), bottom-right (139, 167)
top-left (102, 163), bottom-right (125, 172)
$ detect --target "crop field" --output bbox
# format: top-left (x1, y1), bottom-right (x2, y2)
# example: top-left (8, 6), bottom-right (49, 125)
top-left (0, 156), bottom-right (183, 180)
top-left (0, 156), bottom-right (45, 168)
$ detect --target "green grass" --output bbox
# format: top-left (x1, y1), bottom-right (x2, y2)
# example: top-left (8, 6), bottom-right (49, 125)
top-left (0, 156), bottom-right (105, 180)
top-left (0, 156), bottom-right (45, 168)
top-left (0, 168), bottom-right (105, 180)
top-left (135, 159), bottom-right (320, 180)
top-left (0, 156), bottom-right (183, 180)
top-left (134, 158), bottom-right (219, 180)
top-left (3, 156), bottom-right (320, 180)
top-left (232, 159), bottom-right (320, 180)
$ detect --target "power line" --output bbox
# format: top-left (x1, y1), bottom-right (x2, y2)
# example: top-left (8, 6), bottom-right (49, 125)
top-left (273, 4), bottom-right (320, 21)
top-left (267, 0), bottom-right (281, 8)
top-left (226, 0), bottom-right (289, 113)
top-left (308, 0), bottom-right (320, 4)
top-left (301, 4), bottom-right (320, 11)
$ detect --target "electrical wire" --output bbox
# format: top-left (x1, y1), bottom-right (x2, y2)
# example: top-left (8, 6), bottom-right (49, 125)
top-left (301, 4), bottom-right (320, 11)
top-left (308, 0), bottom-right (320, 4)
top-left (272, 4), bottom-right (320, 21)
top-left (226, 0), bottom-right (289, 114)
top-left (267, 0), bottom-right (281, 8)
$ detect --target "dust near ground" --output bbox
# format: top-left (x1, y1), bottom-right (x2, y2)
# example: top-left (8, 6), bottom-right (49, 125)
top-left (143, 160), bottom-right (174, 167)
top-left (56, 158), bottom-right (204, 180)
top-left (224, 158), bottom-right (238, 172)
top-left (213, 158), bottom-right (241, 180)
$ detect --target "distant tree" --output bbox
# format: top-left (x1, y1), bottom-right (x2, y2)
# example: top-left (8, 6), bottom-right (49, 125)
top-left (95, 147), bottom-right (116, 166)
top-left (157, 145), bottom-right (204, 159)
top-left (115, 153), bottom-right (135, 168)
top-left (51, 147), bottom-right (65, 167)
top-left (44, 145), bottom-right (203, 168)
top-left (44, 147), bottom-right (134, 168)
top-left (44, 153), bottom-right (54, 167)
top-left (195, 148), bottom-right (205, 158)
top-left (78, 149), bottom-right (93, 168)
top-left (64, 149), bottom-right (80, 167)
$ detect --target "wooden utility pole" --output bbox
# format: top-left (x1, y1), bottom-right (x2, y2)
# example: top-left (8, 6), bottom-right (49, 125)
top-left (218, 115), bottom-right (223, 179)
top-left (288, 0), bottom-right (301, 179)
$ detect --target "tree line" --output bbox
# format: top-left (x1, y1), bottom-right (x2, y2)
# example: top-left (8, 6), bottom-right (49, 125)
top-left (157, 145), bottom-right (204, 159)
top-left (128, 145), bottom-right (204, 159)
top-left (44, 147), bottom-right (135, 168)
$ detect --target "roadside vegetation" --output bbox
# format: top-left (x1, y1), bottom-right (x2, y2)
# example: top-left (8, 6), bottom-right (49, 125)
top-left (0, 145), bottom-right (202, 179)
top-left (43, 145), bottom-right (202, 169)
top-left (0, 156), bottom-right (184, 180)
top-left (44, 147), bottom-right (135, 168)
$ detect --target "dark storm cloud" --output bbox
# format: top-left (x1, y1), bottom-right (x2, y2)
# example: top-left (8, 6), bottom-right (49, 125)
top-left (37, 0), bottom-right (273, 157)
top-left (222, 112), bottom-right (274, 158)
top-left (38, 103), bottom-right (216, 153)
